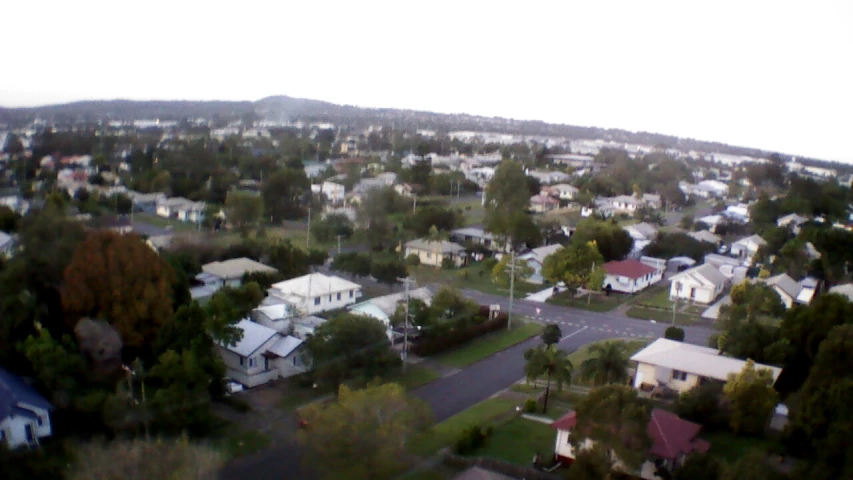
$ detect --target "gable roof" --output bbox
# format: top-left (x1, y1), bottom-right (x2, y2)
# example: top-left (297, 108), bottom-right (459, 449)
top-left (765, 273), bottom-right (801, 300)
top-left (624, 222), bottom-right (658, 240)
top-left (349, 286), bottom-right (435, 318)
top-left (551, 410), bottom-right (577, 430)
top-left (687, 230), bottom-right (722, 244)
top-left (224, 319), bottom-right (278, 357)
top-left (405, 238), bottom-right (466, 255)
top-left (267, 335), bottom-right (303, 358)
top-left (648, 409), bottom-right (711, 460)
top-left (602, 259), bottom-right (658, 279)
top-left (202, 257), bottom-right (278, 280)
top-left (630, 338), bottom-right (782, 382)
top-left (670, 263), bottom-right (727, 288)
top-left (521, 243), bottom-right (563, 266)
top-left (733, 234), bottom-right (768, 247)
top-left (269, 273), bottom-right (361, 298)
top-left (0, 367), bottom-right (53, 420)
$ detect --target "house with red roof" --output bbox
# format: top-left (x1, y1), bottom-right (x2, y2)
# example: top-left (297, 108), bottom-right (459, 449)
top-left (601, 259), bottom-right (663, 294)
top-left (551, 408), bottom-right (710, 479)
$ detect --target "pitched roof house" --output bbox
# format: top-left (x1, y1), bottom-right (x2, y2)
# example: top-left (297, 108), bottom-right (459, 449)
top-left (602, 259), bottom-right (663, 294)
top-left (217, 319), bottom-right (308, 388)
top-left (687, 230), bottom-right (722, 245)
top-left (631, 338), bottom-right (782, 395)
top-left (349, 286), bottom-right (435, 338)
top-left (267, 273), bottom-right (362, 315)
top-left (404, 239), bottom-right (467, 268)
top-left (519, 244), bottom-right (564, 284)
top-left (729, 234), bottom-right (767, 264)
top-left (551, 408), bottom-right (710, 478)
top-left (0, 367), bottom-right (54, 449)
top-left (669, 264), bottom-right (729, 305)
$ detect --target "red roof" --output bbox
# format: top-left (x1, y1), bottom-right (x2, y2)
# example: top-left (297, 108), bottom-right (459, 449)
top-left (602, 259), bottom-right (658, 279)
top-left (551, 411), bottom-right (577, 430)
top-left (647, 409), bottom-right (710, 460)
top-left (550, 408), bottom-right (710, 462)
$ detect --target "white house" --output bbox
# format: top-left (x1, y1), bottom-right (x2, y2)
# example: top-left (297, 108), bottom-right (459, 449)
top-left (624, 223), bottom-right (658, 257)
top-left (0, 231), bottom-right (15, 257)
top-left (529, 193), bottom-right (559, 213)
top-left (519, 244), bottom-right (564, 284)
top-left (217, 319), bottom-right (308, 388)
top-left (548, 183), bottom-right (579, 201)
top-left (696, 179), bottom-right (729, 197)
top-left (266, 273), bottom-right (362, 315)
top-left (581, 198), bottom-right (616, 218)
top-left (669, 264), bottom-right (728, 305)
top-left (729, 234), bottom-right (767, 264)
top-left (601, 259), bottom-right (663, 294)
top-left (829, 283), bottom-right (853, 302)
top-left (348, 287), bottom-right (435, 340)
top-left (404, 239), bottom-right (467, 268)
top-left (0, 367), bottom-right (54, 449)
top-left (761, 273), bottom-right (804, 309)
top-left (200, 257), bottom-right (278, 289)
top-left (631, 338), bottom-right (782, 395)
top-left (156, 197), bottom-right (206, 223)
top-left (610, 195), bottom-right (643, 214)
top-left (776, 213), bottom-right (809, 235)
top-left (311, 181), bottom-right (346, 204)
top-left (687, 230), bottom-right (722, 245)
top-left (724, 203), bottom-right (751, 223)
top-left (449, 227), bottom-right (508, 253)
top-left (252, 302), bottom-right (304, 333)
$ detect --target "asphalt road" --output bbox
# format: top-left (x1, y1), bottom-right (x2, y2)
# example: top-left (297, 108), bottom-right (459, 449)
top-left (219, 289), bottom-right (715, 480)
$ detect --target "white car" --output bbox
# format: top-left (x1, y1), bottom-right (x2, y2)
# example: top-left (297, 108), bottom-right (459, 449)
top-left (225, 381), bottom-right (244, 395)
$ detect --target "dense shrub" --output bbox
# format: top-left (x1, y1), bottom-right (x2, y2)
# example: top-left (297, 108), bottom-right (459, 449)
top-left (410, 313), bottom-right (508, 356)
top-left (454, 424), bottom-right (491, 455)
top-left (665, 326), bottom-right (685, 342)
top-left (523, 398), bottom-right (538, 413)
top-left (406, 254), bottom-right (421, 266)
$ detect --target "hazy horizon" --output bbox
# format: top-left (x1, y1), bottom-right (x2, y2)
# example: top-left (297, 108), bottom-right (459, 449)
top-left (3, 0), bottom-right (851, 163)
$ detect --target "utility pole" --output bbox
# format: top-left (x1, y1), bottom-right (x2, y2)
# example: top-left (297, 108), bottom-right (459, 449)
top-left (336, 234), bottom-right (342, 254)
top-left (306, 206), bottom-right (312, 249)
top-left (588, 262), bottom-right (595, 306)
top-left (508, 249), bottom-right (516, 331)
top-left (398, 277), bottom-right (416, 374)
top-left (672, 296), bottom-right (677, 326)
top-left (412, 194), bottom-right (417, 213)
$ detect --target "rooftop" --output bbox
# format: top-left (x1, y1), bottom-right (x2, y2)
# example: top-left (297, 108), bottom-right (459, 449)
top-left (630, 338), bottom-right (782, 383)
top-left (269, 272), bottom-right (361, 298)
top-left (0, 367), bottom-right (53, 420)
top-left (202, 257), bottom-right (278, 280)
top-left (223, 319), bottom-right (278, 357)
top-left (602, 259), bottom-right (658, 279)
top-left (671, 263), bottom-right (727, 287)
top-left (405, 238), bottom-right (466, 255)
top-left (349, 286), bottom-right (435, 317)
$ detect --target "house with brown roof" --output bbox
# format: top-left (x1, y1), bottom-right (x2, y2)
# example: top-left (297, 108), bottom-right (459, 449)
top-left (601, 259), bottom-right (663, 294)
top-left (551, 408), bottom-right (711, 479)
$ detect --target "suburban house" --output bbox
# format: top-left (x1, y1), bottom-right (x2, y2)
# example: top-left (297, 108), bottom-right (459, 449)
top-left (404, 238), bottom-right (467, 268)
top-left (643, 193), bottom-right (663, 209)
top-left (311, 181), bottom-right (346, 204)
top-left (0, 367), bottom-right (54, 449)
top-left (146, 234), bottom-right (174, 252)
top-left (394, 183), bottom-right (415, 197)
top-left (624, 223), bottom-right (658, 256)
top-left (191, 257), bottom-right (278, 303)
top-left (127, 191), bottom-right (166, 213)
top-left (266, 273), bottom-right (362, 315)
top-left (529, 193), bottom-right (560, 213)
top-left (155, 197), bottom-right (206, 223)
top-left (348, 286), bottom-right (435, 340)
top-left (723, 203), bottom-right (751, 223)
top-left (526, 169), bottom-right (572, 185)
top-left (828, 283), bottom-right (853, 302)
top-left (687, 230), bottom-right (722, 246)
top-left (450, 227), bottom-right (508, 253)
top-left (777, 213), bottom-right (809, 234)
top-left (552, 408), bottom-right (710, 479)
top-left (217, 319), bottom-right (308, 388)
top-left (610, 195), bottom-right (643, 214)
top-left (760, 273), bottom-right (818, 309)
top-left (581, 198), bottom-right (616, 218)
top-left (729, 234), bottom-right (768, 264)
top-left (602, 259), bottom-right (663, 294)
top-left (0, 231), bottom-right (16, 257)
top-left (631, 338), bottom-right (782, 395)
top-left (548, 183), bottom-right (579, 201)
top-left (668, 264), bottom-right (728, 305)
top-left (519, 244), bottom-right (564, 284)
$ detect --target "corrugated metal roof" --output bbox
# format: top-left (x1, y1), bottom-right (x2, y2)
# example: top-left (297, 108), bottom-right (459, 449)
top-left (0, 367), bottom-right (53, 420)
top-left (224, 319), bottom-right (278, 357)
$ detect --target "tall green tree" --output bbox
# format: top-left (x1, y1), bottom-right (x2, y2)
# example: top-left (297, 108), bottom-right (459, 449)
top-left (491, 252), bottom-right (533, 286)
top-left (306, 315), bottom-right (400, 390)
top-left (573, 385), bottom-right (652, 469)
top-left (579, 341), bottom-right (630, 387)
top-left (20, 324), bottom-right (86, 409)
top-left (523, 344), bottom-right (573, 413)
top-left (565, 444), bottom-right (613, 480)
top-left (370, 258), bottom-right (407, 292)
top-left (261, 168), bottom-right (310, 221)
top-left (484, 160), bottom-right (536, 249)
top-left (541, 324), bottom-right (562, 346)
top-left (297, 383), bottom-right (432, 480)
top-left (224, 190), bottom-right (264, 235)
top-left (541, 241), bottom-right (604, 294)
top-left (723, 360), bottom-right (779, 435)
top-left (572, 219), bottom-right (633, 262)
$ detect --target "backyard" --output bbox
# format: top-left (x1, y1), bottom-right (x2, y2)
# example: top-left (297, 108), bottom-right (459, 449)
top-left (468, 417), bottom-right (556, 466)
top-left (409, 262), bottom-right (540, 297)
top-left (408, 397), bottom-right (519, 455)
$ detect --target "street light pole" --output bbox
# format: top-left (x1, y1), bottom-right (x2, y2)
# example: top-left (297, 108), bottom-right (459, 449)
top-left (306, 206), bottom-right (312, 249)
top-left (398, 277), bottom-right (415, 374)
top-left (508, 249), bottom-right (516, 331)
top-left (336, 234), bottom-right (342, 255)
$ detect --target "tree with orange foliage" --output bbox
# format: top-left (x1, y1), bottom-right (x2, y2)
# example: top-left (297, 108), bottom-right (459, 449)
top-left (62, 231), bottom-right (175, 351)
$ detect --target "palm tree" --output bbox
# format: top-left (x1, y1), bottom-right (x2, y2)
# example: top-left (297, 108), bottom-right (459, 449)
top-left (524, 344), bottom-right (573, 413)
top-left (579, 342), bottom-right (630, 387)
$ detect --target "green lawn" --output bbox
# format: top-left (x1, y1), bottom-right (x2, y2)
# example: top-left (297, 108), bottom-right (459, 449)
top-left (211, 425), bottom-right (272, 460)
top-left (634, 287), bottom-right (674, 309)
top-left (625, 306), bottom-right (700, 326)
top-left (703, 431), bottom-right (780, 464)
top-left (377, 365), bottom-right (441, 390)
top-left (408, 397), bottom-right (519, 455)
top-left (547, 291), bottom-right (628, 312)
top-left (469, 417), bottom-right (556, 465)
top-left (409, 263), bottom-right (540, 297)
top-left (135, 212), bottom-right (200, 232)
top-left (435, 322), bottom-right (543, 368)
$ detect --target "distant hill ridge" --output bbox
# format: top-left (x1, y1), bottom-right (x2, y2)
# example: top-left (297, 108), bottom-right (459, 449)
top-left (0, 95), bottom-right (811, 161)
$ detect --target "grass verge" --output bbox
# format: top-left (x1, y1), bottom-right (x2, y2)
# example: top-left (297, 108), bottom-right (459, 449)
top-left (211, 425), bottom-right (272, 460)
top-left (469, 417), bottom-right (556, 465)
top-left (625, 306), bottom-right (700, 326)
top-left (410, 263), bottom-right (540, 297)
top-left (408, 397), bottom-right (518, 455)
top-left (547, 291), bottom-right (627, 312)
top-left (435, 322), bottom-right (542, 368)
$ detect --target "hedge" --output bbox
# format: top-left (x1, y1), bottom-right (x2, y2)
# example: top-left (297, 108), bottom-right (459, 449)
top-left (411, 312), bottom-right (509, 356)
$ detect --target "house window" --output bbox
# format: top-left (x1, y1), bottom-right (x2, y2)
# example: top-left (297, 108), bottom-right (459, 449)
top-left (672, 370), bottom-right (688, 381)
top-left (329, 295), bottom-right (332, 302)
top-left (314, 297), bottom-right (320, 306)
top-left (37, 416), bottom-right (43, 426)
top-left (240, 356), bottom-right (244, 366)
top-left (349, 290), bottom-right (353, 298)
top-left (248, 357), bottom-right (254, 368)
top-left (337, 292), bottom-right (341, 301)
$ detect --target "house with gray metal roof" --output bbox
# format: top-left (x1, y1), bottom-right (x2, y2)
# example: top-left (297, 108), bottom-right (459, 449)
top-left (0, 367), bottom-right (54, 449)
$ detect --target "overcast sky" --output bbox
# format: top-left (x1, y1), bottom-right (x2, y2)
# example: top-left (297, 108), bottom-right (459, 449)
top-left (4, 1), bottom-right (851, 162)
